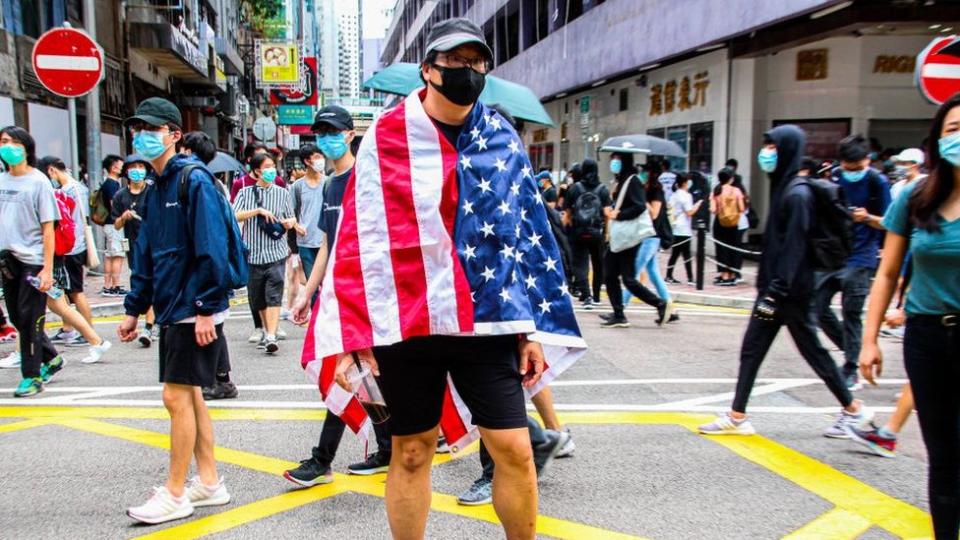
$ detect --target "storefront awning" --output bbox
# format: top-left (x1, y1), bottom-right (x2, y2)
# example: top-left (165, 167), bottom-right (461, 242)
top-left (129, 22), bottom-right (210, 83)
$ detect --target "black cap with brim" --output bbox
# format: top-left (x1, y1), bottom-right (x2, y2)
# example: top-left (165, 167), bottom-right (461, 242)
top-left (424, 18), bottom-right (493, 60)
top-left (123, 97), bottom-right (182, 128)
top-left (311, 105), bottom-right (354, 132)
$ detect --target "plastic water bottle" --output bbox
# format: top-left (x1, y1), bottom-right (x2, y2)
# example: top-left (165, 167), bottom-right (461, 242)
top-left (26, 275), bottom-right (63, 300)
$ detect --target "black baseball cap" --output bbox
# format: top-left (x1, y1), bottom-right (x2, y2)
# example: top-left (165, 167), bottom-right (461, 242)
top-left (424, 18), bottom-right (493, 61)
top-left (124, 97), bottom-right (183, 128)
top-left (311, 105), bottom-right (354, 132)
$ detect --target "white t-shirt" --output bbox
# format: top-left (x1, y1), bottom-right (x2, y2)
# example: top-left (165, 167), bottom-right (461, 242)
top-left (0, 169), bottom-right (61, 265)
top-left (671, 189), bottom-right (694, 237)
top-left (658, 171), bottom-right (677, 203)
top-left (891, 174), bottom-right (926, 201)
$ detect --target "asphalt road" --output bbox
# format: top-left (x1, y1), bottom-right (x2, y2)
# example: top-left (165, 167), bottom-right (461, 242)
top-left (0, 302), bottom-right (931, 539)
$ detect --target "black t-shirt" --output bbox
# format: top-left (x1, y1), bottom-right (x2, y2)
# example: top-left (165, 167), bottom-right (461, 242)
top-left (110, 185), bottom-right (150, 243)
top-left (434, 119), bottom-right (465, 147)
top-left (101, 177), bottom-right (121, 208)
top-left (319, 167), bottom-right (353, 253)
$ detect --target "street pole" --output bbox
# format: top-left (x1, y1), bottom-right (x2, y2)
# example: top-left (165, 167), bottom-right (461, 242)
top-left (695, 225), bottom-right (706, 291)
top-left (83, 0), bottom-right (101, 192)
top-left (67, 98), bottom-right (79, 173)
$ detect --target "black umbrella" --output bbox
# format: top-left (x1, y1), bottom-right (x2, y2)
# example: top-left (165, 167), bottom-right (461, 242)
top-left (599, 134), bottom-right (687, 157)
top-left (207, 151), bottom-right (243, 174)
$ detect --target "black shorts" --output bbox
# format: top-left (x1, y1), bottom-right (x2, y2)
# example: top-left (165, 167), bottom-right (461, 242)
top-left (375, 334), bottom-right (527, 436)
top-left (62, 251), bottom-right (85, 294)
top-left (248, 261), bottom-right (286, 311)
top-left (158, 323), bottom-right (225, 387)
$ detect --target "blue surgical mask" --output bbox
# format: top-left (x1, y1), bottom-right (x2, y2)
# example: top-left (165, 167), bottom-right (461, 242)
top-left (609, 159), bottom-right (622, 175)
top-left (757, 148), bottom-right (777, 173)
top-left (317, 133), bottom-right (348, 160)
top-left (261, 168), bottom-right (278, 183)
top-left (841, 169), bottom-right (868, 183)
top-left (127, 168), bottom-right (146, 183)
top-left (638, 171), bottom-right (649, 184)
top-left (133, 130), bottom-right (169, 160)
top-left (0, 144), bottom-right (26, 166)
top-left (939, 132), bottom-right (960, 168)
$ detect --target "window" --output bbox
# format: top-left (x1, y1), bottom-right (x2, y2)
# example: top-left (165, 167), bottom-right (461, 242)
top-left (564, 102), bottom-right (569, 115)
top-left (619, 88), bottom-right (629, 112)
top-left (666, 125), bottom-right (689, 172)
top-left (688, 122), bottom-right (714, 174)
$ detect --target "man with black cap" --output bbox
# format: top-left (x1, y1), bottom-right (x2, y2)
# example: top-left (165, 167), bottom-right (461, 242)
top-left (117, 97), bottom-right (239, 524)
top-left (284, 104), bottom-right (396, 486)
top-left (304, 17), bottom-right (586, 540)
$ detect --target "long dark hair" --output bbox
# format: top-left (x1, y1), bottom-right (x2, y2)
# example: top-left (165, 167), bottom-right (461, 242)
top-left (713, 167), bottom-right (734, 197)
top-left (912, 94), bottom-right (960, 232)
top-left (643, 162), bottom-right (663, 200)
top-left (0, 126), bottom-right (37, 167)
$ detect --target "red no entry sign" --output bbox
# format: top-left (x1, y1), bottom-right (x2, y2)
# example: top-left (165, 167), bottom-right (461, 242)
top-left (31, 28), bottom-right (104, 98)
top-left (917, 36), bottom-right (960, 105)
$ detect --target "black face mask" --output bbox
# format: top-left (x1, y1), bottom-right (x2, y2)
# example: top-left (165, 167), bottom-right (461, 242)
top-left (430, 65), bottom-right (486, 106)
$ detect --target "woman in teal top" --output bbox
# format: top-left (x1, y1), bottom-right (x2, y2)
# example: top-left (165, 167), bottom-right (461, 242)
top-left (861, 94), bottom-right (960, 539)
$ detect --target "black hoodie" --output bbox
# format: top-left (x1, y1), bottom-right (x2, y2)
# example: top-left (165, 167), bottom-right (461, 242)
top-left (563, 158), bottom-right (612, 213)
top-left (756, 125), bottom-right (816, 300)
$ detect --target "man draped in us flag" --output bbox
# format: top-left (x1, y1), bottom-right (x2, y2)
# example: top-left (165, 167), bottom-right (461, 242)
top-left (301, 17), bottom-right (585, 539)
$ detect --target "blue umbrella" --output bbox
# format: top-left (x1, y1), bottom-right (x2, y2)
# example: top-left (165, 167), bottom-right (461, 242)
top-left (207, 151), bottom-right (243, 174)
top-left (364, 63), bottom-right (555, 126)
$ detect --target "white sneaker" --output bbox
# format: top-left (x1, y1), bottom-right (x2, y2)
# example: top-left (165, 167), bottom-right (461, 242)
top-left (247, 329), bottom-right (264, 343)
top-left (137, 329), bottom-right (152, 348)
top-left (280, 308), bottom-right (292, 321)
top-left (0, 351), bottom-right (21, 369)
top-left (276, 327), bottom-right (288, 340)
top-left (556, 428), bottom-right (575, 458)
top-left (698, 413), bottom-right (756, 435)
top-left (824, 404), bottom-right (873, 439)
top-left (126, 486), bottom-right (194, 524)
top-left (81, 339), bottom-right (112, 364)
top-left (185, 476), bottom-right (231, 507)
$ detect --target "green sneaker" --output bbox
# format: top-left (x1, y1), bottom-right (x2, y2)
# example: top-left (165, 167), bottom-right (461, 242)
top-left (14, 377), bottom-right (42, 397)
top-left (39, 355), bottom-right (65, 383)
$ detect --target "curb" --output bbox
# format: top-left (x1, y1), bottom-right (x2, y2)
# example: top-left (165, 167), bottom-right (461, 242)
top-left (673, 292), bottom-right (754, 310)
top-left (47, 296), bottom-right (251, 323)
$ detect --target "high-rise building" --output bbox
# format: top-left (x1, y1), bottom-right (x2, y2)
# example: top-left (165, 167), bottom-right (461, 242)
top-left (336, 0), bottom-right (362, 99)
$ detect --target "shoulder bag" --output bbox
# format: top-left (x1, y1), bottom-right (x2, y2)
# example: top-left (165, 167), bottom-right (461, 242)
top-left (608, 175), bottom-right (655, 253)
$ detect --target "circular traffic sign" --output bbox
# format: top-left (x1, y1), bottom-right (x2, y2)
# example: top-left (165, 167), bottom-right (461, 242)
top-left (31, 28), bottom-right (104, 98)
top-left (253, 117), bottom-right (277, 141)
top-left (916, 36), bottom-right (960, 105)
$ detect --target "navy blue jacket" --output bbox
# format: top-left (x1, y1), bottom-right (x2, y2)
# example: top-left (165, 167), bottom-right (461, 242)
top-left (124, 154), bottom-right (232, 324)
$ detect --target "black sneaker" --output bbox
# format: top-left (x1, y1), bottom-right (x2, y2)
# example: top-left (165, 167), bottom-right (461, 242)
top-left (664, 277), bottom-right (681, 284)
top-left (581, 298), bottom-right (595, 310)
top-left (283, 458), bottom-right (333, 488)
top-left (202, 381), bottom-right (239, 400)
top-left (655, 313), bottom-right (681, 325)
top-left (347, 452), bottom-right (391, 475)
top-left (600, 315), bottom-right (630, 328)
top-left (533, 429), bottom-right (571, 476)
top-left (598, 312), bottom-right (615, 322)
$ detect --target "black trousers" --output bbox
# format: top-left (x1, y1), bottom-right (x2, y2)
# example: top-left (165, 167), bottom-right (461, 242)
top-left (604, 245), bottom-right (663, 316)
top-left (0, 255), bottom-right (58, 379)
top-left (0, 304), bottom-right (6, 326)
top-left (571, 237), bottom-right (604, 302)
top-left (312, 402), bottom-right (393, 465)
top-left (904, 316), bottom-right (960, 539)
top-left (713, 219), bottom-right (743, 274)
top-left (666, 235), bottom-right (693, 281)
top-left (732, 297), bottom-right (852, 413)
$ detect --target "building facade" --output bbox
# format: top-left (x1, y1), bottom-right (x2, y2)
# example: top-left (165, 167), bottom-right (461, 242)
top-left (381, 0), bottom-right (959, 223)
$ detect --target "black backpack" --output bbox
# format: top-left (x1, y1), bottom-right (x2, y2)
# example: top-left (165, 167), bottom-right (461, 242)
top-left (572, 184), bottom-right (605, 240)
top-left (798, 178), bottom-right (853, 271)
top-left (177, 164), bottom-right (250, 289)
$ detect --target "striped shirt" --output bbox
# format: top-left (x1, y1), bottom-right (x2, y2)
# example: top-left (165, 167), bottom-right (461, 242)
top-left (233, 184), bottom-right (294, 265)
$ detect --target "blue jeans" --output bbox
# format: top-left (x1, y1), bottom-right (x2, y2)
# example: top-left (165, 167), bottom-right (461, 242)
top-left (622, 237), bottom-right (670, 305)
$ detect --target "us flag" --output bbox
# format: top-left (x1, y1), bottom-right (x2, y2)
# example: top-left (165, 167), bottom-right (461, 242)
top-left (301, 90), bottom-right (586, 451)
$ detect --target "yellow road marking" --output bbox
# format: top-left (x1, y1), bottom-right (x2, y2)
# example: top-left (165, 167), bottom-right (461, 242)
top-left (0, 406), bottom-right (328, 422)
top-left (132, 484), bottom-right (352, 540)
top-left (783, 508), bottom-right (873, 540)
top-left (0, 418), bottom-right (53, 433)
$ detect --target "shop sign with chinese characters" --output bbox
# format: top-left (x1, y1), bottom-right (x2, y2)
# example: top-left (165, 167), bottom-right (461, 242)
top-left (649, 72), bottom-right (710, 116)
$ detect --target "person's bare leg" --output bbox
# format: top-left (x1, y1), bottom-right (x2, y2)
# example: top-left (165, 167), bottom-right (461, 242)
top-left (264, 306), bottom-right (280, 336)
top-left (69, 292), bottom-right (93, 325)
top-left (191, 387), bottom-right (219, 485)
top-left (479, 426), bottom-right (537, 540)
top-left (146, 307), bottom-right (155, 326)
top-left (531, 387), bottom-right (562, 431)
top-left (47, 297), bottom-right (101, 345)
top-left (886, 383), bottom-right (914, 434)
top-left (162, 383), bottom-right (197, 497)
top-left (386, 428), bottom-right (439, 540)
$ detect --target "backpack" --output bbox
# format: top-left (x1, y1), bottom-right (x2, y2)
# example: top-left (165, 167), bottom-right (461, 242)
top-left (53, 190), bottom-right (77, 256)
top-left (799, 178), bottom-right (853, 271)
top-left (572, 184), bottom-right (605, 240)
top-left (717, 188), bottom-right (743, 228)
top-left (89, 184), bottom-right (111, 226)
top-left (177, 164), bottom-right (250, 290)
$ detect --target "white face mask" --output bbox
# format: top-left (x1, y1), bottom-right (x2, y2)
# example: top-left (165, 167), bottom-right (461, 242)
top-left (309, 159), bottom-right (325, 174)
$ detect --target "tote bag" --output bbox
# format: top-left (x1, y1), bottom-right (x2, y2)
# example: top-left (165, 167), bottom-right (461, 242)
top-left (608, 175), bottom-right (655, 253)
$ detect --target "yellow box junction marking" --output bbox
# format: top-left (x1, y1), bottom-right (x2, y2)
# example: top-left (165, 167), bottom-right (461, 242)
top-left (0, 406), bottom-right (931, 539)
